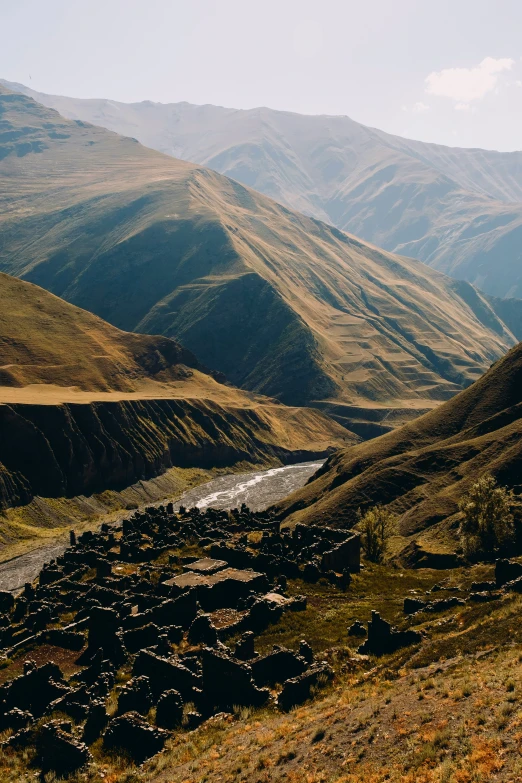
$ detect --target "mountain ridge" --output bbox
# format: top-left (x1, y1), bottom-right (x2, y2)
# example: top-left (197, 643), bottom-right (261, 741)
top-left (0, 83), bottom-right (517, 436)
top-left (7, 79), bottom-right (522, 297)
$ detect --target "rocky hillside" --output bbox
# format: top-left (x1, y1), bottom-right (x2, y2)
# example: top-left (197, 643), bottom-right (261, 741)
top-left (0, 85), bottom-right (516, 436)
top-left (7, 79), bottom-right (522, 298)
top-left (0, 272), bottom-right (350, 511)
top-left (275, 341), bottom-right (522, 543)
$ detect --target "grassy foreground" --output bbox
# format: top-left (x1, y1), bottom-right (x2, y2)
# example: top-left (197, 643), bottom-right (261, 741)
top-left (1, 552), bottom-right (520, 782)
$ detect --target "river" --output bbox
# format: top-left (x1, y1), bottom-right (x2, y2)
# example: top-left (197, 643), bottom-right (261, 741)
top-left (0, 460), bottom-right (323, 593)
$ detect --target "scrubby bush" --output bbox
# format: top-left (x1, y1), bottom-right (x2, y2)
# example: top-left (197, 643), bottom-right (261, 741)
top-left (357, 505), bottom-right (396, 563)
top-left (458, 474), bottom-right (515, 557)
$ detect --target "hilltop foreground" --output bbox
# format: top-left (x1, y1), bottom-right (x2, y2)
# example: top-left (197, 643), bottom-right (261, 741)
top-left (0, 84), bottom-right (517, 436)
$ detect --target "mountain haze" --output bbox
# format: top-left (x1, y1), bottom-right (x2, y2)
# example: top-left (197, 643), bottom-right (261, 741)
top-left (5, 80), bottom-right (522, 298)
top-left (0, 84), bottom-right (517, 437)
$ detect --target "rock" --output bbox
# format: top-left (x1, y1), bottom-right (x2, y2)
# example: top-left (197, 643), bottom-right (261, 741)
top-left (403, 597), bottom-right (427, 615)
top-left (347, 620), bottom-right (367, 637)
top-left (46, 628), bottom-right (85, 650)
top-left (103, 711), bottom-right (167, 763)
top-left (358, 611), bottom-right (422, 656)
top-left (132, 649), bottom-right (202, 700)
top-left (0, 708), bottom-right (33, 731)
top-left (122, 622), bottom-right (161, 653)
top-left (118, 675), bottom-right (152, 716)
top-left (277, 663), bottom-right (334, 711)
top-left (201, 648), bottom-right (269, 710)
top-left (1, 661), bottom-right (69, 717)
top-left (234, 631), bottom-right (256, 661)
top-left (0, 591), bottom-right (15, 613)
top-left (155, 689), bottom-right (183, 729)
top-left (187, 614), bottom-right (218, 646)
top-left (503, 575), bottom-right (522, 593)
top-left (424, 597), bottom-right (466, 612)
top-left (299, 640), bottom-right (314, 665)
top-left (38, 721), bottom-right (92, 775)
top-left (320, 533), bottom-right (361, 573)
top-left (251, 647), bottom-right (307, 688)
top-left (302, 562), bottom-right (320, 583)
top-left (83, 700), bottom-right (108, 743)
top-left (469, 591), bottom-right (501, 602)
top-left (495, 558), bottom-right (522, 587)
top-left (470, 580), bottom-right (496, 592)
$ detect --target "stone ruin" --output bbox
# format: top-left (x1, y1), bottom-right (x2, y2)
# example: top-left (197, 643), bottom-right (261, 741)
top-left (0, 503), bottom-right (363, 774)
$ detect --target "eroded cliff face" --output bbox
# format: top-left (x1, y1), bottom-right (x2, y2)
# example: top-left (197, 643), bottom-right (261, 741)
top-left (0, 398), bottom-right (336, 510)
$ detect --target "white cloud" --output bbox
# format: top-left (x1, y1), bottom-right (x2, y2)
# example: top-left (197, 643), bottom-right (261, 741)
top-left (402, 101), bottom-right (430, 113)
top-left (455, 102), bottom-right (471, 111)
top-left (425, 57), bottom-right (515, 104)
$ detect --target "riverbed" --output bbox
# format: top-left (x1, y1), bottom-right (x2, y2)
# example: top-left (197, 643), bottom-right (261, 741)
top-left (0, 460), bottom-right (323, 592)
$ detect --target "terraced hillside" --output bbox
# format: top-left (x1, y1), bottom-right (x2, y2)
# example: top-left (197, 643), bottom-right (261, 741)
top-left (7, 79), bottom-right (522, 298)
top-left (276, 341), bottom-right (522, 547)
top-left (0, 85), bottom-right (516, 436)
top-left (0, 272), bottom-right (349, 513)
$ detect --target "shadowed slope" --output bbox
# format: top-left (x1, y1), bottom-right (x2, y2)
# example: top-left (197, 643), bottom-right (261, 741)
top-left (275, 342), bottom-right (522, 539)
top-left (0, 85), bottom-right (516, 431)
top-left (0, 272), bottom-right (351, 511)
top-left (6, 80), bottom-right (522, 298)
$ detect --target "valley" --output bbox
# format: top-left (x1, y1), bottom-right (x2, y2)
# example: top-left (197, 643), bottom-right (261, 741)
top-left (2, 39), bottom-right (522, 783)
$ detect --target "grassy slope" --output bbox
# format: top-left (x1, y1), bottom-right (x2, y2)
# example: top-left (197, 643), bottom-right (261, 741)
top-left (3, 551), bottom-right (522, 782)
top-left (0, 270), bottom-right (214, 391)
top-left (8, 79), bottom-right (522, 299)
top-left (0, 270), bottom-right (351, 541)
top-left (275, 342), bottom-right (522, 544)
top-left (0, 86), bottom-right (516, 429)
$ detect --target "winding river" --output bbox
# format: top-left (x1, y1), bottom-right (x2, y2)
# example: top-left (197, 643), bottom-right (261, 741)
top-left (0, 460), bottom-right (323, 592)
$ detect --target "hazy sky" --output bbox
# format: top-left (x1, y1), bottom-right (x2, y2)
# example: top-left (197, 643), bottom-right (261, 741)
top-left (2, 0), bottom-right (522, 150)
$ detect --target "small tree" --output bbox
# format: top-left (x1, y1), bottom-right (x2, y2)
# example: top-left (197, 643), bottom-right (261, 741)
top-left (458, 474), bottom-right (515, 557)
top-left (357, 505), bottom-right (396, 563)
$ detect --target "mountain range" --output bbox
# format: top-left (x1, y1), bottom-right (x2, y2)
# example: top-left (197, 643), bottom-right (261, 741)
top-left (4, 79), bottom-right (522, 299)
top-left (0, 84), bottom-right (516, 438)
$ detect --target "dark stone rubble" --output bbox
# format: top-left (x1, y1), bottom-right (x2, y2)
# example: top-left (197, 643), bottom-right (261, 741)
top-left (0, 503), bottom-right (359, 771)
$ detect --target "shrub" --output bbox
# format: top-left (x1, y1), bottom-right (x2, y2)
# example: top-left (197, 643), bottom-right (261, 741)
top-left (357, 505), bottom-right (396, 563)
top-left (458, 474), bottom-right (515, 557)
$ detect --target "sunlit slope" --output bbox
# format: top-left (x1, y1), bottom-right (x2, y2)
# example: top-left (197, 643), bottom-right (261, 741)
top-left (7, 80), bottom-right (522, 298)
top-left (0, 271), bottom-right (351, 510)
top-left (0, 85), bottom-right (515, 428)
top-left (275, 342), bottom-right (522, 537)
top-left (0, 271), bottom-right (216, 392)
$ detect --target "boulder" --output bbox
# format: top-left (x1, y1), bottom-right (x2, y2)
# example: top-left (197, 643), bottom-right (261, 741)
top-left (155, 689), bottom-right (183, 729)
top-left (118, 675), bottom-right (152, 716)
top-left (201, 648), bottom-right (269, 710)
top-left (38, 721), bottom-right (92, 775)
top-left (251, 647), bottom-right (307, 687)
top-left (358, 611), bottom-right (422, 656)
top-left (132, 649), bottom-right (202, 700)
top-left (103, 711), bottom-right (167, 763)
top-left (277, 663), bottom-right (334, 711)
